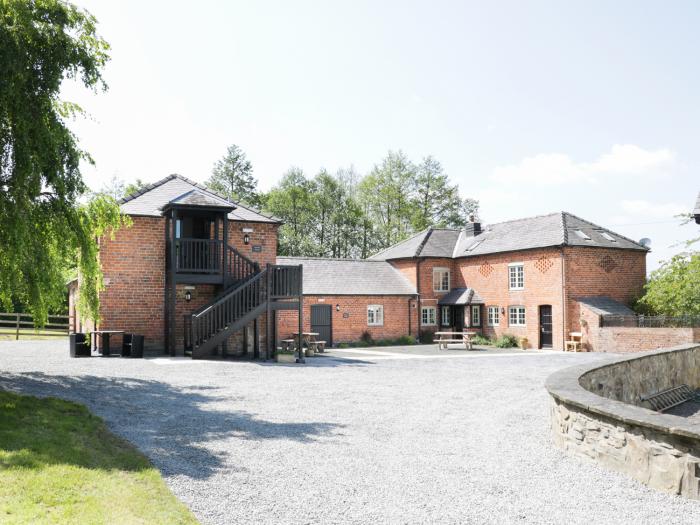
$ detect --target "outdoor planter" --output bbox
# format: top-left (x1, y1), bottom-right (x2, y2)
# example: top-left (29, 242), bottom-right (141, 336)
top-left (276, 352), bottom-right (297, 363)
top-left (305, 347), bottom-right (315, 357)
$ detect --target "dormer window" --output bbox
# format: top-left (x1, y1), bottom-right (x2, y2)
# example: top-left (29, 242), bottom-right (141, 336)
top-left (574, 229), bottom-right (591, 240)
top-left (433, 268), bottom-right (450, 292)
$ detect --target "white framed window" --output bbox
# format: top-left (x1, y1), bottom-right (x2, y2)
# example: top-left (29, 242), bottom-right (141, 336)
top-left (508, 306), bottom-right (526, 326)
top-left (367, 305), bottom-right (384, 326)
top-left (441, 306), bottom-right (451, 326)
top-left (487, 306), bottom-right (500, 326)
top-left (422, 306), bottom-right (436, 326)
top-left (508, 263), bottom-right (524, 290)
top-left (471, 305), bottom-right (481, 326)
top-left (433, 267), bottom-right (450, 292)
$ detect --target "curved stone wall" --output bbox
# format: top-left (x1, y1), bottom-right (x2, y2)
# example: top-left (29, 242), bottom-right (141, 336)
top-left (546, 344), bottom-right (700, 499)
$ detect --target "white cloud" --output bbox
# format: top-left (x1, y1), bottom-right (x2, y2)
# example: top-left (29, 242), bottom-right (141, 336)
top-left (619, 199), bottom-right (687, 219)
top-left (490, 144), bottom-right (675, 186)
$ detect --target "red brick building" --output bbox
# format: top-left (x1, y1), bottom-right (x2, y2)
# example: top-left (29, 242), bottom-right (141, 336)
top-left (73, 175), bottom-right (648, 355)
top-left (70, 174), bottom-right (302, 358)
top-left (279, 213), bottom-right (648, 350)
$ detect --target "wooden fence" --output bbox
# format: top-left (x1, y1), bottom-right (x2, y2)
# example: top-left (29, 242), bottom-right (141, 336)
top-left (0, 312), bottom-right (71, 339)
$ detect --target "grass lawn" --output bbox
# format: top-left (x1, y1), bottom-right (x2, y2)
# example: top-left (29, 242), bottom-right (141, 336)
top-left (0, 391), bottom-right (198, 524)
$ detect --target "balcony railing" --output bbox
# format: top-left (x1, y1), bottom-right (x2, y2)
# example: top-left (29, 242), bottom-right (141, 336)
top-left (175, 238), bottom-right (222, 273)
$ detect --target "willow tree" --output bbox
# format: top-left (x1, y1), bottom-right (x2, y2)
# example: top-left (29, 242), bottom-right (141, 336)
top-left (0, 0), bottom-right (128, 324)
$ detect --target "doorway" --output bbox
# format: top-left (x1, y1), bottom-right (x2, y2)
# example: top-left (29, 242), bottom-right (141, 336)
top-left (539, 305), bottom-right (553, 348)
top-left (310, 304), bottom-right (332, 346)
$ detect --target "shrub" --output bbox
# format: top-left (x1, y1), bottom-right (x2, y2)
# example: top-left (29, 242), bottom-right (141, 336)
top-left (495, 334), bottom-right (519, 348)
top-left (337, 343), bottom-right (350, 349)
top-left (396, 335), bottom-right (417, 345)
top-left (419, 330), bottom-right (435, 344)
top-left (360, 330), bottom-right (374, 345)
top-left (471, 334), bottom-right (492, 346)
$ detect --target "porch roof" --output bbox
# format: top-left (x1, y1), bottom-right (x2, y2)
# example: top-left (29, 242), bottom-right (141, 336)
top-left (160, 189), bottom-right (235, 213)
top-left (437, 287), bottom-right (484, 305)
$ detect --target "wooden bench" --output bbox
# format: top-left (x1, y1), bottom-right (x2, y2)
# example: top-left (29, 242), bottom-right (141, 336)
top-left (311, 340), bottom-right (326, 353)
top-left (565, 331), bottom-right (582, 352)
top-left (280, 339), bottom-right (297, 352)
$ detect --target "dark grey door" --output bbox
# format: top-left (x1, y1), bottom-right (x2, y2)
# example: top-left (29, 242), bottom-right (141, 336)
top-left (539, 305), bottom-right (553, 348)
top-left (310, 304), bottom-right (332, 346)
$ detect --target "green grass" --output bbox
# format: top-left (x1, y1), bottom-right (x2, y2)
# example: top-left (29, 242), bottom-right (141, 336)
top-left (0, 391), bottom-right (198, 524)
top-left (0, 329), bottom-right (68, 341)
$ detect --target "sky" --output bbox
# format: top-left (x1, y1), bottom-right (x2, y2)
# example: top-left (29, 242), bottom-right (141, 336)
top-left (62, 0), bottom-right (699, 271)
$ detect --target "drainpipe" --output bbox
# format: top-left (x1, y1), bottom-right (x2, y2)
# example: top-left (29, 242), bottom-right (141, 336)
top-left (560, 247), bottom-right (567, 351)
top-left (416, 259), bottom-right (422, 339)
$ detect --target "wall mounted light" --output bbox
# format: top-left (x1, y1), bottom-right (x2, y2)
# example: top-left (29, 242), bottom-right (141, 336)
top-left (335, 304), bottom-right (341, 312)
top-left (243, 233), bottom-right (250, 245)
top-left (501, 307), bottom-right (505, 315)
top-left (184, 290), bottom-right (192, 302)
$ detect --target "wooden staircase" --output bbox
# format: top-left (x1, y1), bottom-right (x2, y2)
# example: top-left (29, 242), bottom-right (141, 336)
top-left (183, 261), bottom-right (302, 359)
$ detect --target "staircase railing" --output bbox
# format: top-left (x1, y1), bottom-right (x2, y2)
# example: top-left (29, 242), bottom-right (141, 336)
top-left (188, 270), bottom-right (267, 351)
top-left (226, 245), bottom-right (260, 284)
top-left (184, 264), bottom-right (302, 354)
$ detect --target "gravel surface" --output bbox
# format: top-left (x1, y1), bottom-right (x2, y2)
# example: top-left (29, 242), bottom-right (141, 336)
top-left (2, 340), bottom-right (700, 524)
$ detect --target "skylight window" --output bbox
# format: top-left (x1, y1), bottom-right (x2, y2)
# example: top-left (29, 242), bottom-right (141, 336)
top-left (600, 232), bottom-right (617, 242)
top-left (574, 229), bottom-right (591, 240)
top-left (466, 240), bottom-right (483, 252)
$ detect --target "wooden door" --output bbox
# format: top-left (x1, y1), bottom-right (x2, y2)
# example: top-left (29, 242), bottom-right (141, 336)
top-left (539, 305), bottom-right (553, 348)
top-left (310, 305), bottom-right (332, 346)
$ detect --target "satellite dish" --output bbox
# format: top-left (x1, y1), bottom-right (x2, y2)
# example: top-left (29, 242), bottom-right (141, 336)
top-left (639, 238), bottom-right (652, 248)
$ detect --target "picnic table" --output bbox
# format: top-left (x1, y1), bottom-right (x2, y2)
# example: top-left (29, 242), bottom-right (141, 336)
top-left (291, 331), bottom-right (325, 361)
top-left (91, 330), bottom-right (124, 357)
top-left (435, 331), bottom-right (477, 350)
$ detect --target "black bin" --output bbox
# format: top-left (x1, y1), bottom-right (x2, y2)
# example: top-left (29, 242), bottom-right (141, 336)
top-left (70, 333), bottom-right (90, 357)
top-left (122, 334), bottom-right (144, 358)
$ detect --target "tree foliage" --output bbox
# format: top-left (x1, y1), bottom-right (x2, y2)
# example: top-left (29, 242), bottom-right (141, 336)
top-left (0, 0), bottom-right (127, 323)
top-left (637, 252), bottom-right (700, 316)
top-left (207, 144), bottom-right (261, 207)
top-left (263, 151), bottom-right (478, 258)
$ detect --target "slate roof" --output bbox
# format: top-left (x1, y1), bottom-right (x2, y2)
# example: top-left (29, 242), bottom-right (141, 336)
top-left (369, 212), bottom-right (648, 261)
top-left (437, 288), bottom-right (484, 305)
top-left (577, 296), bottom-right (634, 316)
top-left (276, 256), bottom-right (417, 295)
top-left (162, 189), bottom-right (235, 210)
top-left (119, 174), bottom-right (281, 223)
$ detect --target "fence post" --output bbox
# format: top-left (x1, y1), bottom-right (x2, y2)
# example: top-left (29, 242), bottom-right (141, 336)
top-left (15, 313), bottom-right (20, 340)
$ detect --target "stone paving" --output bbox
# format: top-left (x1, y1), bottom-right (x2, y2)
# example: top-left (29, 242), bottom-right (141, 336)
top-left (2, 340), bottom-right (700, 524)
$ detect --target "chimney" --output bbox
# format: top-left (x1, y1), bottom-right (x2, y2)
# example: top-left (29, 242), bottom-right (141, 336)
top-left (464, 221), bottom-right (481, 237)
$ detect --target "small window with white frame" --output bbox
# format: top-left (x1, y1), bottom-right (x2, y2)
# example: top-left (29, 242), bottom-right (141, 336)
top-left (433, 267), bottom-right (450, 292)
top-left (508, 306), bottom-right (526, 326)
top-left (422, 306), bottom-right (436, 326)
top-left (441, 305), bottom-right (451, 326)
top-left (508, 263), bottom-right (524, 290)
top-left (487, 306), bottom-right (500, 326)
top-left (367, 305), bottom-right (384, 326)
top-left (471, 305), bottom-right (481, 326)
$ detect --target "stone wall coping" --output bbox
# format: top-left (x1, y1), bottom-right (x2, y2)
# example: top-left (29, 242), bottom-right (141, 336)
top-left (545, 343), bottom-right (700, 440)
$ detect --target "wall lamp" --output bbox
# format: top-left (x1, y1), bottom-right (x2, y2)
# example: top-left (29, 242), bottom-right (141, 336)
top-left (243, 233), bottom-right (250, 245)
top-left (184, 290), bottom-right (192, 302)
top-left (336, 304), bottom-right (341, 312)
top-left (501, 307), bottom-right (505, 315)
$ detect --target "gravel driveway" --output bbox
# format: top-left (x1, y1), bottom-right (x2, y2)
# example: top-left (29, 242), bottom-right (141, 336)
top-left (2, 341), bottom-right (700, 524)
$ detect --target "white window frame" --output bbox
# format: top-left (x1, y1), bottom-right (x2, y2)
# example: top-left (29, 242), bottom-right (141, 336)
top-left (433, 267), bottom-right (450, 292)
top-left (508, 306), bottom-right (526, 326)
top-left (471, 305), bottom-right (481, 326)
top-left (487, 306), bottom-right (500, 326)
top-left (422, 306), bottom-right (437, 326)
top-left (367, 305), bottom-right (384, 326)
top-left (441, 306), bottom-right (451, 327)
top-left (508, 263), bottom-right (524, 290)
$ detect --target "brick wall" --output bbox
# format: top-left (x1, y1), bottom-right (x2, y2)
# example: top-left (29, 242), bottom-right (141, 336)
top-left (277, 295), bottom-right (418, 345)
top-left (580, 303), bottom-right (700, 353)
top-left (563, 246), bottom-right (646, 342)
top-left (94, 216), bottom-right (279, 353)
top-left (453, 249), bottom-right (565, 349)
top-left (97, 216), bottom-right (166, 350)
top-left (415, 258), bottom-right (457, 335)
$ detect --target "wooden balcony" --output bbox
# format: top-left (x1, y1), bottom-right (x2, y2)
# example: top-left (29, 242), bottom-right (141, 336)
top-left (171, 238), bottom-right (259, 285)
